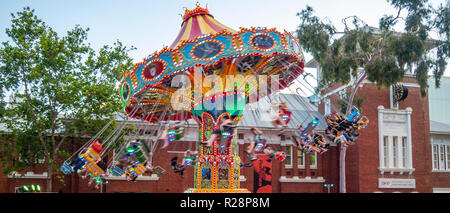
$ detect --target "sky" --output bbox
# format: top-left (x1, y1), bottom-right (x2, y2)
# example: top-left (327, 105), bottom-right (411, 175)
top-left (0, 0), bottom-right (448, 77)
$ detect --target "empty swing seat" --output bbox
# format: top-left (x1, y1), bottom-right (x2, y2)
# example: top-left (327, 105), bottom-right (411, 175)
top-left (153, 166), bottom-right (165, 177)
top-left (111, 166), bottom-right (124, 176)
top-left (60, 162), bottom-right (72, 175)
top-left (357, 116), bottom-right (369, 129)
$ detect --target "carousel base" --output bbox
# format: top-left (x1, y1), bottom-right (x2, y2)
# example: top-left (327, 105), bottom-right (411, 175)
top-left (184, 188), bottom-right (251, 193)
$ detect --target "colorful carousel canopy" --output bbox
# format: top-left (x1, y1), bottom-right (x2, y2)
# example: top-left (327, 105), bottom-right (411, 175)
top-left (119, 5), bottom-right (305, 123)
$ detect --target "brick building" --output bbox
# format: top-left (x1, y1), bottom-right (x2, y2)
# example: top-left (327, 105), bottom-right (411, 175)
top-left (1, 74), bottom-right (449, 193)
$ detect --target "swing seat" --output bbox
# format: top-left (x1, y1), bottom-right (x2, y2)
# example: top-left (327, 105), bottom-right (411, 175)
top-left (60, 162), bottom-right (72, 175)
top-left (134, 150), bottom-right (148, 163)
top-left (357, 116), bottom-right (369, 129)
top-left (275, 153), bottom-right (286, 162)
top-left (184, 157), bottom-right (195, 166)
top-left (82, 148), bottom-right (100, 164)
top-left (299, 118), bottom-right (319, 138)
top-left (153, 166), bottom-right (166, 177)
top-left (111, 166), bottom-right (124, 176)
top-left (347, 108), bottom-right (361, 122)
top-left (125, 167), bottom-right (137, 177)
top-left (254, 139), bottom-right (267, 152)
top-left (85, 162), bottom-right (105, 178)
top-left (133, 164), bottom-right (146, 175)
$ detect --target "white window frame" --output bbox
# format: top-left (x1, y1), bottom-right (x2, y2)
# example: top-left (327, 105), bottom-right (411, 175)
top-left (378, 106), bottom-right (414, 174)
top-left (383, 136), bottom-right (389, 168)
top-left (431, 137), bottom-right (450, 172)
top-left (284, 145), bottom-right (293, 168)
top-left (432, 144), bottom-right (440, 170)
top-left (381, 135), bottom-right (407, 169)
top-left (297, 150), bottom-right (305, 169)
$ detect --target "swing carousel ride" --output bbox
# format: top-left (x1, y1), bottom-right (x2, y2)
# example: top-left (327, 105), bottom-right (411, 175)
top-left (59, 4), bottom-right (369, 193)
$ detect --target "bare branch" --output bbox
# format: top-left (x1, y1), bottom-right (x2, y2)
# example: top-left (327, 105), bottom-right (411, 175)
top-left (342, 15), bottom-right (369, 31)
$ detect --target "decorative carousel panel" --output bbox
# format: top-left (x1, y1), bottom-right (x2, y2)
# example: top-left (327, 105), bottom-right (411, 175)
top-left (250, 33), bottom-right (277, 51)
top-left (210, 34), bottom-right (235, 59)
top-left (200, 163), bottom-right (213, 189)
top-left (217, 163), bottom-right (230, 189)
top-left (191, 40), bottom-right (225, 62)
top-left (141, 59), bottom-right (166, 82)
top-left (120, 79), bottom-right (132, 105)
top-left (201, 112), bottom-right (215, 140)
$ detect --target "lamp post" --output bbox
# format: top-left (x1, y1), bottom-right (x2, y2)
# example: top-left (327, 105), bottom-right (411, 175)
top-left (324, 184), bottom-right (334, 193)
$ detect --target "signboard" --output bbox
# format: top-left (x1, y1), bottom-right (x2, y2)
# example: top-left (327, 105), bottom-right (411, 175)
top-left (378, 178), bottom-right (416, 189)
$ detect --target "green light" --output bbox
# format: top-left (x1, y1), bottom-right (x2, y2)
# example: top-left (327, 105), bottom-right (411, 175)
top-left (30, 185), bottom-right (35, 191)
top-left (36, 185), bottom-right (41, 192)
top-left (331, 184), bottom-right (334, 187)
top-left (324, 184), bottom-right (328, 187)
top-left (23, 186), bottom-right (29, 191)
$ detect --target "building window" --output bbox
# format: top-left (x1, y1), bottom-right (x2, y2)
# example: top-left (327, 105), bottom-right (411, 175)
top-left (238, 134), bottom-right (244, 139)
top-left (393, 136), bottom-right (398, 168)
top-left (431, 137), bottom-right (450, 172)
top-left (440, 145), bottom-right (446, 170)
top-left (382, 135), bottom-right (408, 169)
top-left (285, 146), bottom-right (292, 167)
top-left (447, 146), bottom-right (450, 170)
top-left (402, 137), bottom-right (407, 168)
top-left (297, 150), bottom-right (305, 168)
top-left (383, 136), bottom-right (389, 168)
top-left (309, 152), bottom-right (317, 169)
top-left (433, 144), bottom-right (439, 170)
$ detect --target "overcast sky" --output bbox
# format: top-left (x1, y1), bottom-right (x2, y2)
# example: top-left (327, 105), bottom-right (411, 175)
top-left (0, 0), bottom-right (448, 77)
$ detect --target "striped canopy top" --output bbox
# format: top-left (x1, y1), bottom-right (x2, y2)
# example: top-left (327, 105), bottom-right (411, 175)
top-left (169, 5), bottom-right (237, 49)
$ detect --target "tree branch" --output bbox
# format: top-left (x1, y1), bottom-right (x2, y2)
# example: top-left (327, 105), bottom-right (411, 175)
top-left (345, 72), bottom-right (368, 116)
top-left (21, 66), bottom-right (48, 158)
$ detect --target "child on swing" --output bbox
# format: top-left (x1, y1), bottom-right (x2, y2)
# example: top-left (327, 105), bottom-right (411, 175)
top-left (70, 141), bottom-right (103, 173)
top-left (160, 121), bottom-right (184, 149)
top-left (263, 146), bottom-right (287, 161)
top-left (245, 127), bottom-right (265, 161)
top-left (270, 102), bottom-right (291, 135)
top-left (170, 149), bottom-right (199, 176)
top-left (203, 115), bottom-right (235, 147)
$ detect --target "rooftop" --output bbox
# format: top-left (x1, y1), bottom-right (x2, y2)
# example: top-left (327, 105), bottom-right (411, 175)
top-left (430, 120), bottom-right (450, 135)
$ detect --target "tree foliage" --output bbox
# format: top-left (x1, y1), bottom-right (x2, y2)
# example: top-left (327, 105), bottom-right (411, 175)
top-left (296, 0), bottom-right (449, 97)
top-left (0, 7), bottom-right (135, 190)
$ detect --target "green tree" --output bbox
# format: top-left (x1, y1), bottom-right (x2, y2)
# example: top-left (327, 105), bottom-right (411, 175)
top-left (0, 7), bottom-right (135, 192)
top-left (296, 0), bottom-right (449, 192)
